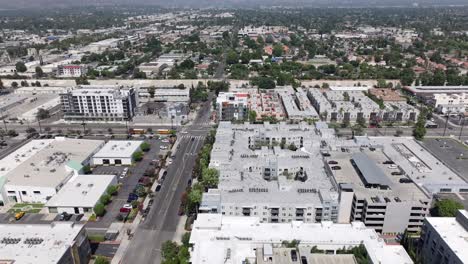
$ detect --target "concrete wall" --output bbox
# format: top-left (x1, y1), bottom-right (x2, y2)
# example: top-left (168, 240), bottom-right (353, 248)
top-left (92, 157), bottom-right (133, 166)
top-left (3, 184), bottom-right (56, 203)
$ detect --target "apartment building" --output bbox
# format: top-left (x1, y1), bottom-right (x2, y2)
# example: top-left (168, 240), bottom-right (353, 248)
top-left (216, 92), bottom-right (249, 121)
top-left (325, 149), bottom-right (431, 234)
top-left (57, 65), bottom-right (88, 78)
top-left (200, 122), bottom-right (341, 223)
top-left (432, 93), bottom-right (468, 114)
top-left (190, 214), bottom-right (413, 264)
top-left (277, 87), bottom-right (319, 120)
top-left (60, 85), bottom-right (138, 122)
top-left (420, 210), bottom-right (468, 264)
top-left (248, 89), bottom-right (286, 121)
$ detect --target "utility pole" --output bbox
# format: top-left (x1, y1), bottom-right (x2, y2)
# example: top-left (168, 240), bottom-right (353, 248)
top-left (37, 118), bottom-right (42, 133)
top-left (443, 112), bottom-right (450, 137)
top-left (459, 116), bottom-right (465, 141)
top-left (81, 121), bottom-right (86, 135)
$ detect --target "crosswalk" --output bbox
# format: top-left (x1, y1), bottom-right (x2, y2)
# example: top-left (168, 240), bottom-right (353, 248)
top-left (179, 135), bottom-right (205, 141)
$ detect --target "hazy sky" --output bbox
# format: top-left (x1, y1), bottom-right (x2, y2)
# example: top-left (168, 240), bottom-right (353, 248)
top-left (0, 0), bottom-right (467, 9)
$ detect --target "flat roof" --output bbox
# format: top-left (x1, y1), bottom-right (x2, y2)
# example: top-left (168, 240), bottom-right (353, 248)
top-left (190, 214), bottom-right (413, 264)
top-left (45, 174), bottom-right (116, 208)
top-left (0, 222), bottom-right (84, 263)
top-left (351, 152), bottom-right (392, 188)
top-left (93, 140), bottom-right (142, 159)
top-left (425, 210), bottom-right (468, 262)
top-left (2, 138), bottom-right (104, 189)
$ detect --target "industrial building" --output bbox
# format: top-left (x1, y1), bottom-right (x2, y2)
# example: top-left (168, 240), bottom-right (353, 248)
top-left (92, 140), bottom-right (143, 165)
top-left (60, 85), bottom-right (138, 122)
top-left (189, 214), bottom-right (413, 264)
top-left (45, 174), bottom-right (117, 214)
top-left (0, 222), bottom-right (90, 264)
top-left (0, 138), bottom-right (104, 204)
top-left (420, 210), bottom-right (468, 264)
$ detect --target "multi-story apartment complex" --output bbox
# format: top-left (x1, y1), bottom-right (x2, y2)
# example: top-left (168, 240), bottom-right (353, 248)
top-left (60, 85), bottom-right (138, 122)
top-left (308, 88), bottom-right (419, 123)
top-left (200, 122), bottom-right (341, 223)
top-left (57, 65), bottom-right (88, 78)
top-left (216, 92), bottom-right (249, 121)
top-left (325, 149), bottom-right (431, 234)
top-left (277, 88), bottom-right (319, 120)
top-left (247, 89), bottom-right (286, 121)
top-left (420, 210), bottom-right (468, 264)
top-left (190, 214), bottom-right (413, 264)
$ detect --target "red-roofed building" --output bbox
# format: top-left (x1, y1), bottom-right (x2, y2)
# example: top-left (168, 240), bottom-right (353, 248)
top-left (57, 64), bottom-right (88, 78)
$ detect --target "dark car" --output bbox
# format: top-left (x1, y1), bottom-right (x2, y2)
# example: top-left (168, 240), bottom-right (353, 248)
top-left (148, 199), bottom-right (154, 206)
top-left (127, 193), bottom-right (138, 202)
top-left (328, 160), bottom-right (338, 165)
top-left (331, 166), bottom-right (341, 170)
top-left (59, 212), bottom-right (72, 221)
top-left (383, 160), bottom-right (395, 165)
top-left (399, 178), bottom-right (413, 183)
top-left (291, 250), bottom-right (298, 262)
top-left (321, 152), bottom-right (331, 157)
top-left (187, 178), bottom-right (192, 186)
top-left (155, 184), bottom-right (162, 192)
top-left (301, 256), bottom-right (308, 264)
top-left (391, 171), bottom-right (403, 176)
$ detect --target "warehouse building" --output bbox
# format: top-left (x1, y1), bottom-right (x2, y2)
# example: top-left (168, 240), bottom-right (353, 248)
top-left (0, 222), bottom-right (90, 264)
top-left (45, 174), bottom-right (117, 214)
top-left (92, 140), bottom-right (143, 165)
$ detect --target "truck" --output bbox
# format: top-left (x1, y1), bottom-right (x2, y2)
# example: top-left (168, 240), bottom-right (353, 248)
top-left (129, 128), bottom-right (146, 135)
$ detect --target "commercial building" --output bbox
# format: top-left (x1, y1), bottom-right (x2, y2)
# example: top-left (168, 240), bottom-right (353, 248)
top-left (92, 140), bottom-right (143, 165)
top-left (45, 174), bottom-right (117, 214)
top-left (57, 65), bottom-right (88, 78)
top-left (189, 214), bottom-right (413, 264)
top-left (151, 88), bottom-right (190, 103)
top-left (60, 85), bottom-right (138, 122)
top-left (0, 138), bottom-right (104, 204)
top-left (420, 210), bottom-right (468, 264)
top-left (200, 122), bottom-right (341, 223)
top-left (432, 93), bottom-right (467, 114)
top-left (0, 222), bottom-right (90, 264)
top-left (216, 92), bottom-right (249, 121)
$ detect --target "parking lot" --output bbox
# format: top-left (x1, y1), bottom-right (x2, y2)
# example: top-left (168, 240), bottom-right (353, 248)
top-left (422, 138), bottom-right (468, 181)
top-left (86, 138), bottom-right (164, 229)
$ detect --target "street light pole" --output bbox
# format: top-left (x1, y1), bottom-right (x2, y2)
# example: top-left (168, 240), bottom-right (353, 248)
top-left (81, 121), bottom-right (86, 135)
top-left (37, 118), bottom-right (42, 133)
top-left (443, 112), bottom-right (450, 137)
top-left (459, 116), bottom-right (465, 141)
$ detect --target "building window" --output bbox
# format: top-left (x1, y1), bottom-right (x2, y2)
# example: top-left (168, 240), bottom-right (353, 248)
top-left (33, 191), bottom-right (41, 194)
top-left (21, 191), bottom-right (27, 195)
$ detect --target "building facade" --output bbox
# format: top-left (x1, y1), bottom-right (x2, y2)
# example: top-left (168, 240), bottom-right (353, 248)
top-left (60, 85), bottom-right (137, 122)
top-left (57, 65), bottom-right (88, 78)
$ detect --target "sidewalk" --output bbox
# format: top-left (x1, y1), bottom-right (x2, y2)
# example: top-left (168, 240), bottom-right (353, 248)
top-left (172, 215), bottom-right (187, 242)
top-left (111, 214), bottom-right (143, 264)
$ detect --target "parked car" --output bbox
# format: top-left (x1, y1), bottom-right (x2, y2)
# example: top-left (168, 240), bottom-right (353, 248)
top-left (160, 145), bottom-right (168, 150)
top-left (383, 160), bottom-right (394, 164)
top-left (155, 184), bottom-right (162, 192)
top-left (120, 204), bottom-right (132, 213)
top-left (328, 160), bottom-right (338, 165)
top-left (331, 166), bottom-right (341, 170)
top-left (399, 178), bottom-right (413, 183)
top-left (148, 199), bottom-right (154, 206)
top-left (14, 211), bottom-right (25, 220)
top-left (127, 193), bottom-right (138, 202)
top-left (388, 164), bottom-right (398, 169)
top-left (391, 171), bottom-right (403, 176)
top-left (59, 212), bottom-right (72, 221)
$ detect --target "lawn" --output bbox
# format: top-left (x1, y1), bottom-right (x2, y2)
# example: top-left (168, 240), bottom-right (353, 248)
top-left (8, 203), bottom-right (44, 213)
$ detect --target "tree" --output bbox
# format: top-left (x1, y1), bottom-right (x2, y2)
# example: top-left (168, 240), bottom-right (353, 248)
top-left (226, 50), bottom-right (239, 65)
top-left (94, 203), bottom-right (106, 217)
top-left (36, 108), bottom-right (50, 120)
top-left (288, 143), bottom-right (298, 151)
top-left (148, 86), bottom-right (155, 98)
top-left (82, 165), bottom-right (91, 174)
top-left (272, 44), bottom-right (283, 57)
top-left (15, 61), bottom-right (27, 73)
top-left (35, 66), bottom-right (44, 78)
top-left (100, 194), bottom-right (111, 205)
top-left (413, 108), bottom-right (427, 141)
top-left (201, 168), bottom-right (219, 188)
top-left (248, 110), bottom-right (257, 123)
top-left (11, 81), bottom-right (18, 88)
top-left (26, 127), bottom-right (37, 134)
top-left (132, 151), bottom-right (144, 162)
top-left (7, 130), bottom-right (18, 137)
top-left (94, 256), bottom-right (110, 264)
top-left (106, 185), bottom-right (118, 196)
top-left (140, 142), bottom-right (151, 152)
top-left (433, 199), bottom-right (464, 217)
top-left (179, 59), bottom-right (195, 70)
top-left (161, 241), bottom-right (179, 263)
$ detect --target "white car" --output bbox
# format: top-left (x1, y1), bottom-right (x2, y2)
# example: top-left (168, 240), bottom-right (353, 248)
top-left (167, 159), bottom-right (173, 165)
top-left (161, 139), bottom-right (169, 143)
top-left (160, 145), bottom-right (168, 150)
top-left (388, 164), bottom-right (398, 169)
top-left (122, 204), bottom-right (132, 209)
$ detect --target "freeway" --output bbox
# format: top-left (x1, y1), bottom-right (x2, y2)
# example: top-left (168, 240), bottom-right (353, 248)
top-left (121, 94), bottom-right (213, 264)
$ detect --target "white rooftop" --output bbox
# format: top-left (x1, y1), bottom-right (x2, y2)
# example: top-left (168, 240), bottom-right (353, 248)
top-left (1, 138), bottom-right (104, 188)
top-left (45, 174), bottom-right (116, 208)
top-left (190, 214), bottom-right (413, 264)
top-left (425, 210), bottom-right (468, 262)
top-left (0, 222), bottom-right (85, 264)
top-left (93, 140), bottom-right (142, 159)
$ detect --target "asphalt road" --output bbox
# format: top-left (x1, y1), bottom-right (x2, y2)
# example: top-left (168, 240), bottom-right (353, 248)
top-left (336, 126), bottom-right (468, 139)
top-left (121, 96), bottom-right (213, 264)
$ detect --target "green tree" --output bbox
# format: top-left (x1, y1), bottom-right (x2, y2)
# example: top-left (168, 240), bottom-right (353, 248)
top-left (140, 142), bottom-right (151, 152)
top-left (226, 50), bottom-right (239, 65)
top-left (15, 61), bottom-right (27, 73)
top-left (433, 199), bottom-right (464, 217)
top-left (36, 108), bottom-right (50, 120)
top-left (100, 194), bottom-right (111, 205)
top-left (272, 44), bottom-right (283, 57)
top-left (161, 241), bottom-right (180, 263)
top-left (94, 256), bottom-right (110, 264)
top-left (413, 108), bottom-right (427, 141)
top-left (35, 66), bottom-right (44, 78)
top-left (201, 168), bottom-right (219, 188)
top-left (132, 151), bottom-right (144, 162)
top-left (106, 185), bottom-right (118, 196)
top-left (179, 59), bottom-right (195, 70)
top-left (94, 203), bottom-right (106, 217)
top-left (11, 81), bottom-right (18, 88)
top-left (248, 110), bottom-right (257, 123)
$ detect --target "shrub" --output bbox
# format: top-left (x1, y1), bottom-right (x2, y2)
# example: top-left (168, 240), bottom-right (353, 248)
top-left (106, 185), bottom-right (118, 196)
top-left (100, 194), bottom-right (111, 205)
top-left (94, 203), bottom-right (106, 217)
top-left (140, 142), bottom-right (151, 152)
top-left (132, 151), bottom-right (143, 162)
